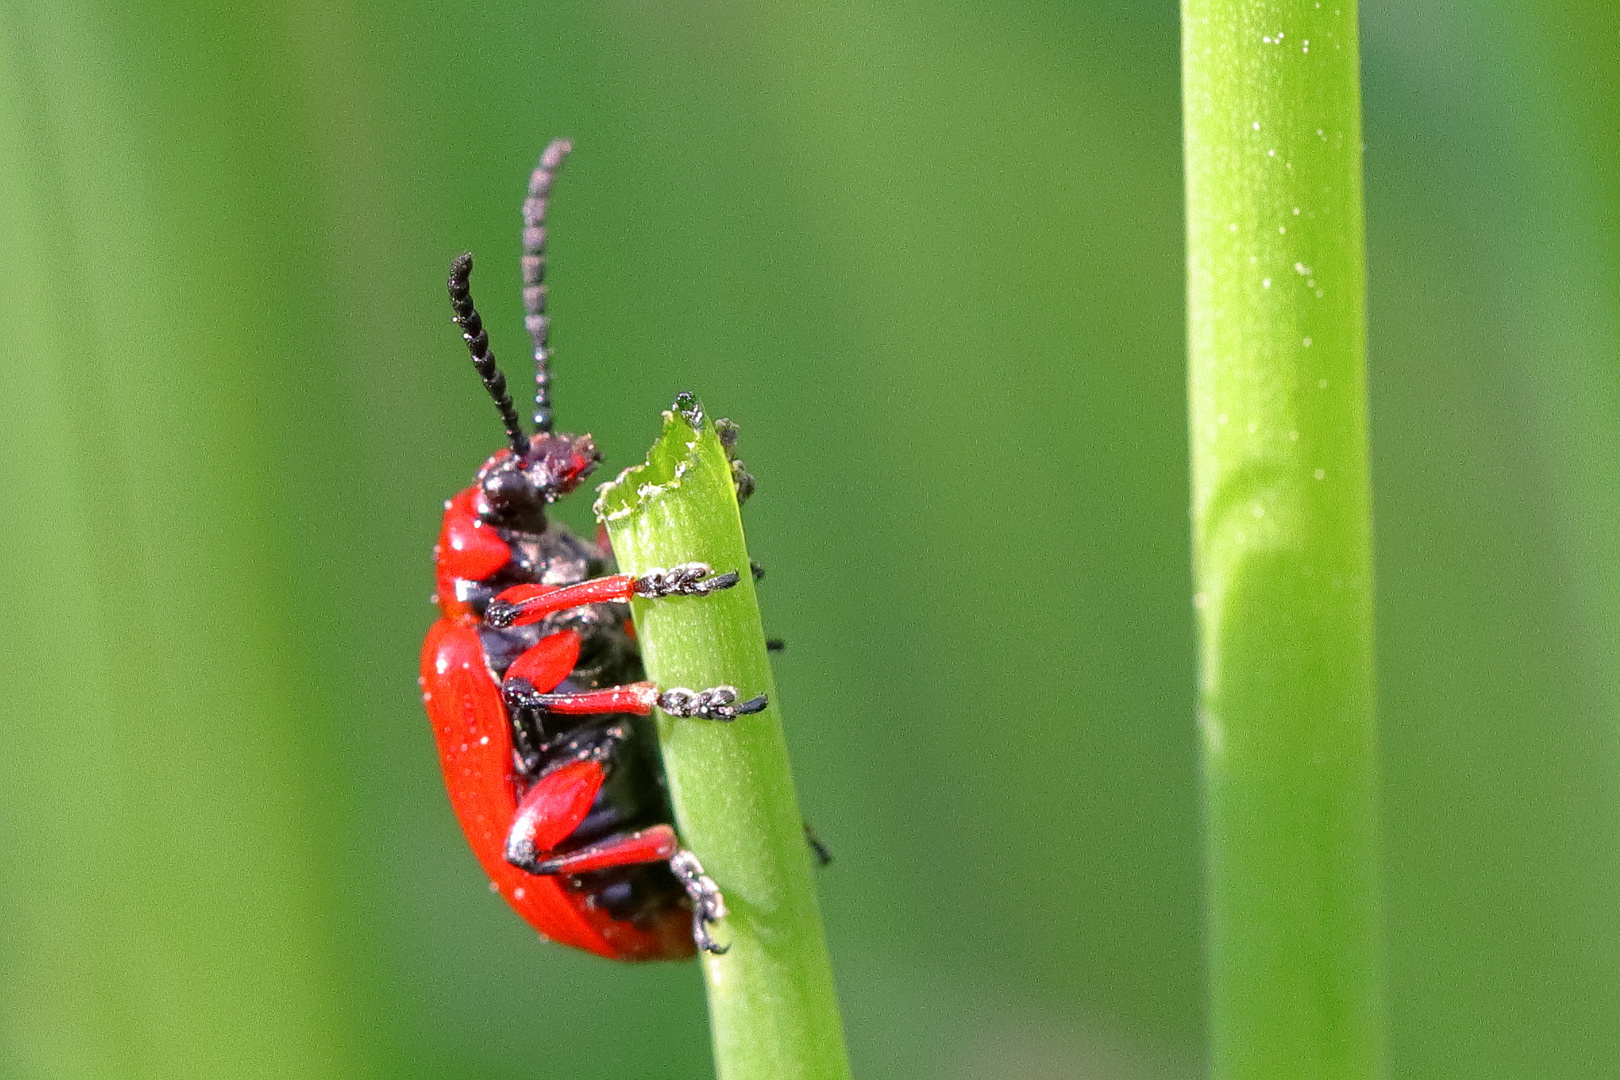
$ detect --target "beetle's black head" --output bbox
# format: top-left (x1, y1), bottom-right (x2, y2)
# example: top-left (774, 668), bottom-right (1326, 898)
top-left (474, 432), bottom-right (601, 530)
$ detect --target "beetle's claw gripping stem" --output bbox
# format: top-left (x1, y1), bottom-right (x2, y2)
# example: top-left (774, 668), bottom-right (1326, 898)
top-left (657, 686), bottom-right (768, 722)
top-left (633, 563), bottom-right (740, 598)
top-left (713, 417), bottom-right (756, 504)
top-left (669, 849), bottom-right (728, 955)
top-left (674, 392), bottom-right (704, 429)
top-left (803, 823), bottom-right (834, 868)
top-left (730, 462), bottom-right (757, 504)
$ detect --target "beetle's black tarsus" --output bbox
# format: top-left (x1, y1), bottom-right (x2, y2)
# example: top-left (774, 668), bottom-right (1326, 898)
top-left (633, 563), bottom-right (739, 598)
top-left (449, 253), bottom-right (529, 457)
top-left (658, 685), bottom-right (766, 721)
top-left (522, 138), bottom-right (573, 434)
top-left (669, 850), bottom-right (728, 954)
top-left (731, 461), bottom-right (757, 504)
top-left (701, 570), bottom-right (743, 593)
top-left (766, 638), bottom-right (786, 652)
top-left (803, 823), bottom-right (833, 867)
top-left (714, 417), bottom-right (756, 503)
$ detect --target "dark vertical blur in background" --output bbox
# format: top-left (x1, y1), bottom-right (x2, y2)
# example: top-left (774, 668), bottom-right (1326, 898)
top-left (1, 1), bottom-right (1617, 1077)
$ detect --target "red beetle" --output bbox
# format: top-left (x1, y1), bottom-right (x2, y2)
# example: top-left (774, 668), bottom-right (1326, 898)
top-left (420, 141), bottom-right (764, 959)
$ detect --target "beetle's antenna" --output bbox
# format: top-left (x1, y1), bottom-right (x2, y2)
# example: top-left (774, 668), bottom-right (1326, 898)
top-left (522, 138), bottom-right (572, 434)
top-left (448, 252), bottom-right (528, 457)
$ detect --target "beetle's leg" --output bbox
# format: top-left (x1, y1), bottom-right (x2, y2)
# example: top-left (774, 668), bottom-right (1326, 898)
top-left (525, 831), bottom-right (729, 955)
top-left (803, 823), bottom-right (833, 867)
top-left (503, 714), bottom-right (656, 868)
top-left (504, 754), bottom-right (613, 872)
top-left (714, 417), bottom-right (755, 506)
top-left (730, 461), bottom-right (756, 505)
top-left (669, 850), bottom-right (729, 955)
top-left (505, 679), bottom-right (768, 722)
top-left (485, 564), bottom-right (740, 629)
top-left (500, 629), bottom-right (583, 772)
top-left (505, 688), bottom-right (547, 775)
top-left (529, 823), bottom-right (680, 874)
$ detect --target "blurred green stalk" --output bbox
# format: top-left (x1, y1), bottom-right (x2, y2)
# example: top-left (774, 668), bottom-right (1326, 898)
top-left (596, 398), bottom-right (850, 1080)
top-left (1182, 1), bottom-right (1384, 1076)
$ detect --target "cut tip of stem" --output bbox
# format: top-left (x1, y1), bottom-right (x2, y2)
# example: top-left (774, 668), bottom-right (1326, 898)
top-left (594, 394), bottom-right (709, 523)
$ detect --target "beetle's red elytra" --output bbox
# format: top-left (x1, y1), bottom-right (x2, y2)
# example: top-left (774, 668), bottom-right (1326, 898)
top-left (420, 140), bottom-right (761, 960)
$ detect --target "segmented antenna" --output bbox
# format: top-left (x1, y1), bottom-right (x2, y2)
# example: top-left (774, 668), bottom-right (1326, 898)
top-left (522, 138), bottom-right (573, 434)
top-left (448, 252), bottom-right (528, 457)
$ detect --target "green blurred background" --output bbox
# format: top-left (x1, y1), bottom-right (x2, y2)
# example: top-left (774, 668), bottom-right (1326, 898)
top-left (2, 1), bottom-right (1618, 1077)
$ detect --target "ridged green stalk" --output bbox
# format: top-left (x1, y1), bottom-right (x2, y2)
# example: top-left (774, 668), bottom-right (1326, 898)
top-left (1182, 1), bottom-right (1384, 1076)
top-left (595, 398), bottom-right (850, 1080)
